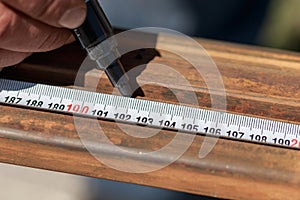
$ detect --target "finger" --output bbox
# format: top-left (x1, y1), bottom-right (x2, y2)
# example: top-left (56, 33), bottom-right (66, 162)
top-left (65, 35), bottom-right (76, 45)
top-left (0, 2), bottom-right (73, 52)
top-left (0, 48), bottom-right (30, 67)
top-left (1, 0), bottom-right (86, 29)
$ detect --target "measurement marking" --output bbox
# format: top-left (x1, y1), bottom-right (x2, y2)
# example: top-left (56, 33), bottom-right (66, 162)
top-left (0, 78), bottom-right (299, 150)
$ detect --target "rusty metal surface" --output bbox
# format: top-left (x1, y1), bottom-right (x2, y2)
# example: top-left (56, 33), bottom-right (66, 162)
top-left (0, 35), bottom-right (299, 199)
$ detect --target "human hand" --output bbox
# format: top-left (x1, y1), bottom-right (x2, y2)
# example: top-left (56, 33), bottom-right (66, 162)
top-left (0, 0), bottom-right (87, 69)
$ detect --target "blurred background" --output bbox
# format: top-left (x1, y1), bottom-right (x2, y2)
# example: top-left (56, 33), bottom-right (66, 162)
top-left (1, 0), bottom-right (299, 200)
top-left (101, 0), bottom-right (300, 50)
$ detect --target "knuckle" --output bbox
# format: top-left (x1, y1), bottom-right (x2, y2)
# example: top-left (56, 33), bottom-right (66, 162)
top-left (21, 0), bottom-right (53, 21)
top-left (7, 0), bottom-right (55, 23)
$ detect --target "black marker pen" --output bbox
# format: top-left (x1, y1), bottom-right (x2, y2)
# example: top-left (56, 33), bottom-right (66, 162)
top-left (73, 0), bottom-right (133, 97)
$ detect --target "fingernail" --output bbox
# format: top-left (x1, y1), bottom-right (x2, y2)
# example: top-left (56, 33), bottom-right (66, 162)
top-left (59, 7), bottom-right (86, 29)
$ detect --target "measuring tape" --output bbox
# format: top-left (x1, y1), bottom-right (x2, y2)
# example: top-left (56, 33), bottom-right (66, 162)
top-left (0, 78), bottom-right (299, 149)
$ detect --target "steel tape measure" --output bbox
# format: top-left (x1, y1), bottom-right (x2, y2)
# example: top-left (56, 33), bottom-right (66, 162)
top-left (0, 78), bottom-right (299, 149)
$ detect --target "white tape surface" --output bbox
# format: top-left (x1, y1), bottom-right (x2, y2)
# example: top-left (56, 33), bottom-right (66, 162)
top-left (0, 78), bottom-right (299, 149)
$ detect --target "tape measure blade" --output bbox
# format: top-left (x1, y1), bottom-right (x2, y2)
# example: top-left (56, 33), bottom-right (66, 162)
top-left (0, 78), bottom-right (299, 150)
